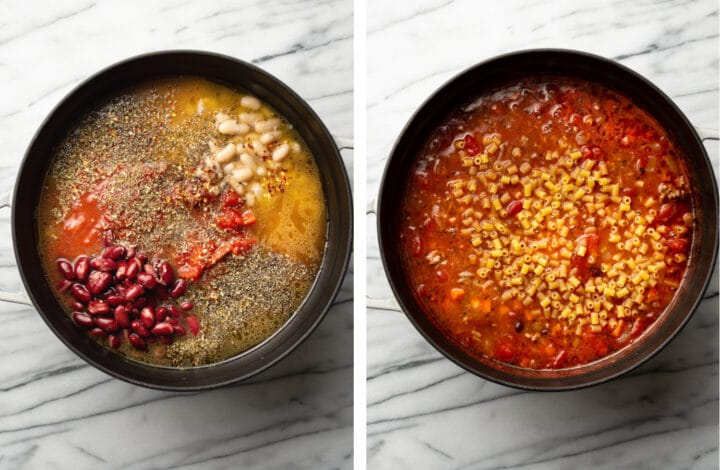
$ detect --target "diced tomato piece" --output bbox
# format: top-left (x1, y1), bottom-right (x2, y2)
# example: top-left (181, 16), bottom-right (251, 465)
top-left (666, 238), bottom-right (689, 252)
top-left (230, 238), bottom-right (255, 255)
top-left (463, 135), bottom-right (480, 156)
top-left (494, 340), bottom-right (516, 362)
top-left (570, 253), bottom-right (588, 271)
top-left (222, 190), bottom-right (240, 207)
top-left (646, 287), bottom-right (661, 303)
top-left (177, 263), bottom-right (203, 281)
top-left (241, 210), bottom-right (256, 226)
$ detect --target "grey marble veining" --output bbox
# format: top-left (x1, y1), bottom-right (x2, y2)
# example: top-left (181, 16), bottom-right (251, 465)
top-left (0, 1), bottom-right (352, 469)
top-left (366, 1), bottom-right (719, 468)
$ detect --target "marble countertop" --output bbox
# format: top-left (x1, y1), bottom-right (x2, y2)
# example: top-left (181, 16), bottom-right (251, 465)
top-left (0, 1), bottom-right (353, 469)
top-left (366, 1), bottom-right (719, 469)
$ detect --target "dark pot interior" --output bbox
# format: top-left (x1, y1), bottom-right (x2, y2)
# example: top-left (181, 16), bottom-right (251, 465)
top-left (378, 49), bottom-right (718, 390)
top-left (13, 51), bottom-right (352, 390)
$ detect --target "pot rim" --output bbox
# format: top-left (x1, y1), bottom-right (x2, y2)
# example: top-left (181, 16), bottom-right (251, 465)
top-left (13, 49), bottom-right (353, 391)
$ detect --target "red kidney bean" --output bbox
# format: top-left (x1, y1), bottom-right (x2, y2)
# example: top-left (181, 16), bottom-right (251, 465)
top-left (114, 305), bottom-right (130, 328)
top-left (158, 261), bottom-right (174, 285)
top-left (74, 256), bottom-right (90, 282)
top-left (143, 263), bottom-right (159, 280)
top-left (136, 272), bottom-right (157, 289)
top-left (126, 258), bottom-right (140, 280)
top-left (159, 336), bottom-right (174, 345)
top-left (180, 301), bottom-right (193, 311)
top-left (154, 306), bottom-right (168, 322)
top-left (71, 284), bottom-right (92, 303)
top-left (168, 306), bottom-right (181, 318)
top-left (87, 271), bottom-right (112, 295)
top-left (58, 279), bottom-right (73, 293)
top-left (125, 246), bottom-right (136, 259)
top-left (96, 317), bottom-right (118, 332)
top-left (131, 319), bottom-right (150, 338)
top-left (506, 199), bottom-right (523, 216)
top-left (186, 315), bottom-right (200, 336)
top-left (128, 333), bottom-right (147, 350)
top-left (167, 318), bottom-right (179, 326)
top-left (72, 311), bottom-right (95, 327)
top-left (137, 252), bottom-right (148, 263)
top-left (124, 283), bottom-right (144, 301)
top-left (173, 324), bottom-right (186, 337)
top-left (108, 334), bottom-right (121, 349)
top-left (102, 245), bottom-right (126, 260)
top-left (115, 260), bottom-right (127, 281)
top-left (87, 300), bottom-right (110, 315)
top-left (90, 258), bottom-right (117, 272)
top-left (106, 294), bottom-right (126, 306)
top-left (151, 322), bottom-right (173, 336)
top-left (169, 279), bottom-right (188, 298)
top-left (56, 258), bottom-right (75, 280)
top-left (140, 306), bottom-right (155, 329)
top-left (89, 327), bottom-right (107, 338)
top-left (71, 300), bottom-right (85, 311)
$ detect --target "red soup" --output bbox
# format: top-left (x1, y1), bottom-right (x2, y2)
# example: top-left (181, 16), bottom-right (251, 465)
top-left (400, 77), bottom-right (694, 369)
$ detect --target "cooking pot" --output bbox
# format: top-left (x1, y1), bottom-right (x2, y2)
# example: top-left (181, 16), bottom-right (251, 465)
top-left (1, 50), bottom-right (353, 391)
top-left (374, 49), bottom-right (718, 390)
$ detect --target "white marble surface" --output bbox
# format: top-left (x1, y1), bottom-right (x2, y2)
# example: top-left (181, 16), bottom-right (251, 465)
top-left (367, 1), bottom-right (719, 469)
top-left (0, 1), bottom-right (352, 469)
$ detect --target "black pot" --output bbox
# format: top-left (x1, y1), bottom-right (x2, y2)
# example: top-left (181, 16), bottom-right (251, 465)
top-left (7, 51), bottom-right (352, 390)
top-left (377, 49), bottom-right (718, 390)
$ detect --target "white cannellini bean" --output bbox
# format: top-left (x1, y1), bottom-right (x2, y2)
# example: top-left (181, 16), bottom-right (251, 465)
top-left (252, 141), bottom-right (268, 156)
top-left (254, 118), bottom-right (281, 133)
top-left (241, 95), bottom-right (262, 110)
top-left (239, 112), bottom-right (263, 124)
top-left (227, 177), bottom-right (245, 195)
top-left (240, 153), bottom-right (257, 170)
top-left (214, 112), bottom-right (230, 125)
top-left (260, 131), bottom-right (281, 144)
top-left (215, 143), bottom-right (237, 163)
top-left (236, 143), bottom-right (256, 158)
top-left (245, 193), bottom-right (256, 207)
top-left (223, 162), bottom-right (237, 174)
top-left (272, 143), bottom-right (290, 162)
top-left (218, 119), bottom-right (249, 135)
top-left (291, 141), bottom-right (301, 154)
top-left (232, 167), bottom-right (254, 182)
top-left (255, 166), bottom-right (266, 176)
